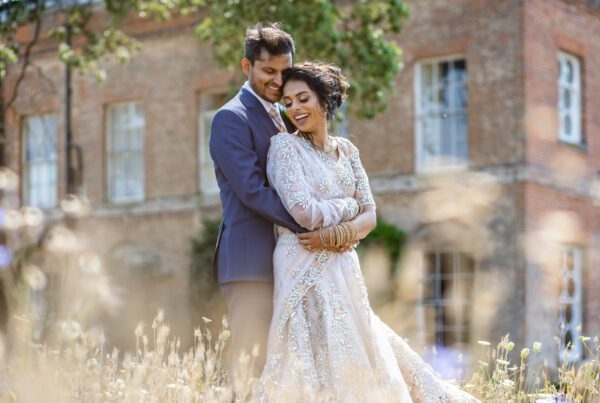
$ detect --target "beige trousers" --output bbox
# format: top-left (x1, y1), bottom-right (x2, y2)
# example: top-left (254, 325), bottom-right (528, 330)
top-left (221, 281), bottom-right (273, 390)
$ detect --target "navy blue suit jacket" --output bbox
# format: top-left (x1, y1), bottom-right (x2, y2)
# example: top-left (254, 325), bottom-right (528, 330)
top-left (209, 86), bottom-right (305, 284)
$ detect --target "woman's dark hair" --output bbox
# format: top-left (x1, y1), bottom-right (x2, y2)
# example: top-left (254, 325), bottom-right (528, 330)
top-left (282, 61), bottom-right (349, 121)
top-left (245, 23), bottom-right (295, 64)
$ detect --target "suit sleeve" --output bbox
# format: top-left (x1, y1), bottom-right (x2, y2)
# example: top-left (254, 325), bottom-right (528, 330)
top-left (209, 109), bottom-right (305, 233)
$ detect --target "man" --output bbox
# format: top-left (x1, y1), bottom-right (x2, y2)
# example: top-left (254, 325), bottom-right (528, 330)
top-left (209, 23), bottom-right (304, 382)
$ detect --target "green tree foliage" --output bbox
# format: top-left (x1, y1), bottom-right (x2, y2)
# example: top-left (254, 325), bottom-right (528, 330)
top-left (1, 0), bottom-right (410, 118)
top-left (195, 0), bottom-right (410, 118)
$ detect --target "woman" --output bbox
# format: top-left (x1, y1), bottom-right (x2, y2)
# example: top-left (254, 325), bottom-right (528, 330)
top-left (257, 62), bottom-right (479, 402)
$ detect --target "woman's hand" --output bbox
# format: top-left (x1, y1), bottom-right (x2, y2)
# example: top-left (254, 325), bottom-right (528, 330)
top-left (297, 228), bottom-right (354, 253)
top-left (297, 204), bottom-right (375, 253)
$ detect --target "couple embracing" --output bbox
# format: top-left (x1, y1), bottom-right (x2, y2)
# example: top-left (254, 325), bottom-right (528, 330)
top-left (209, 23), bottom-right (479, 402)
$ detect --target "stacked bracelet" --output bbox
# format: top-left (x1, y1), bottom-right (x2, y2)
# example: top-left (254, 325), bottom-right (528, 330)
top-left (319, 227), bottom-right (327, 248)
top-left (320, 221), bottom-right (359, 248)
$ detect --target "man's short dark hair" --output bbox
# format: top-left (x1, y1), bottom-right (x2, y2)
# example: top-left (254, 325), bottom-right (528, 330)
top-left (244, 23), bottom-right (295, 64)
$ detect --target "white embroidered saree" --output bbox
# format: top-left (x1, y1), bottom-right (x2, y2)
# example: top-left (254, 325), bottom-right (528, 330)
top-left (257, 133), bottom-right (479, 403)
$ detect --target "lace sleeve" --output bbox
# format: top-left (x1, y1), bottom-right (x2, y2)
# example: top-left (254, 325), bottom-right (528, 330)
top-left (342, 138), bottom-right (376, 207)
top-left (267, 134), bottom-right (359, 230)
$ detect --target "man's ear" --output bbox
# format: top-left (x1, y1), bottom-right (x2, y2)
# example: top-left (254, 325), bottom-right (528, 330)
top-left (241, 58), bottom-right (252, 76)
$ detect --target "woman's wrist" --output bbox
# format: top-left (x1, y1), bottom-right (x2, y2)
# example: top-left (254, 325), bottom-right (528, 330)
top-left (321, 222), bottom-right (359, 249)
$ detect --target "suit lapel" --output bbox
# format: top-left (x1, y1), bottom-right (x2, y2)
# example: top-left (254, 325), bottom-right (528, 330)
top-left (240, 87), bottom-right (279, 137)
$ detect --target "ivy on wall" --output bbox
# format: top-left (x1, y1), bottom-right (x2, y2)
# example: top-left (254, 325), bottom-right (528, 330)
top-left (188, 218), bottom-right (221, 306)
top-left (356, 218), bottom-right (406, 271)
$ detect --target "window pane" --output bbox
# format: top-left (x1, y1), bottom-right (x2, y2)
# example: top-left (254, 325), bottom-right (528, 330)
top-left (558, 246), bottom-right (583, 362)
top-left (107, 103), bottom-right (145, 201)
top-left (564, 115), bottom-right (572, 136)
top-left (564, 330), bottom-right (573, 348)
top-left (441, 115), bottom-right (454, 157)
top-left (422, 116), bottom-right (440, 159)
top-left (417, 58), bottom-right (468, 170)
top-left (455, 86), bottom-right (468, 110)
top-left (198, 92), bottom-right (227, 194)
top-left (565, 60), bottom-right (573, 83)
top-left (558, 53), bottom-right (582, 143)
top-left (565, 304), bottom-right (572, 323)
top-left (439, 61), bottom-right (450, 86)
top-left (438, 87), bottom-right (451, 112)
top-left (563, 89), bottom-right (571, 109)
top-left (453, 60), bottom-right (467, 83)
top-left (24, 115), bottom-right (57, 209)
top-left (424, 251), bottom-right (474, 347)
top-left (336, 102), bottom-right (350, 138)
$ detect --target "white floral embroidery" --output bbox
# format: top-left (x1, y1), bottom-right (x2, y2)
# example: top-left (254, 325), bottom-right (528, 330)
top-left (256, 134), bottom-right (479, 403)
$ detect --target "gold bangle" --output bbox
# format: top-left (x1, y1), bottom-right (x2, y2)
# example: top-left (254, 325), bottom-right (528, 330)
top-left (344, 222), bottom-right (351, 244)
top-left (330, 225), bottom-right (336, 247)
top-left (349, 222), bottom-right (358, 244)
top-left (335, 225), bottom-right (342, 247)
top-left (319, 227), bottom-right (327, 248)
top-left (341, 223), bottom-right (349, 246)
top-left (343, 223), bottom-right (350, 246)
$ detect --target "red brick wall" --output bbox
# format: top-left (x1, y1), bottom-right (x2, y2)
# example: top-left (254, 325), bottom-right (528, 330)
top-left (350, 0), bottom-right (525, 175)
top-left (524, 0), bottom-right (600, 180)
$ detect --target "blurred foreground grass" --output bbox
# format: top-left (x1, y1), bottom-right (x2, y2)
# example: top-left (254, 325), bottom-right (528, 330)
top-left (0, 310), bottom-right (598, 402)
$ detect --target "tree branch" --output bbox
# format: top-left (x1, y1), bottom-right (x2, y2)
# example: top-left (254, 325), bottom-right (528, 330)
top-left (6, 0), bottom-right (42, 110)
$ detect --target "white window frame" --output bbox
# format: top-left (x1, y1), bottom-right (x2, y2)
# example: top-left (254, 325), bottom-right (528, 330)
top-left (22, 114), bottom-right (58, 209)
top-left (414, 55), bottom-right (468, 173)
top-left (558, 245), bottom-right (584, 362)
top-left (198, 91), bottom-right (225, 195)
top-left (421, 250), bottom-right (475, 348)
top-left (557, 51), bottom-right (582, 145)
top-left (106, 102), bottom-right (145, 203)
top-left (335, 102), bottom-right (350, 139)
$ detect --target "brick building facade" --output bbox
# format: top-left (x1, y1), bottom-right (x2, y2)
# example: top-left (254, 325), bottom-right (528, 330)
top-left (3, 0), bottom-right (599, 365)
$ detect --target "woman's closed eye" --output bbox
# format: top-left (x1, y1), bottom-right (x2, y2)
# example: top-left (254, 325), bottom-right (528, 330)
top-left (284, 98), bottom-right (309, 108)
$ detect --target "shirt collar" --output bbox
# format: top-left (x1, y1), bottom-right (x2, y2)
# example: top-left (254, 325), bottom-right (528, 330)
top-left (243, 81), bottom-right (278, 114)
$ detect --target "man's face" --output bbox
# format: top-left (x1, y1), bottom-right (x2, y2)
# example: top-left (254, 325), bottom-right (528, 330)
top-left (242, 49), bottom-right (293, 103)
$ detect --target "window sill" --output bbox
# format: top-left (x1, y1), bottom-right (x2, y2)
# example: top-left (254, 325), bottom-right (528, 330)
top-left (415, 163), bottom-right (468, 176)
top-left (108, 196), bottom-right (146, 205)
top-left (558, 139), bottom-right (587, 153)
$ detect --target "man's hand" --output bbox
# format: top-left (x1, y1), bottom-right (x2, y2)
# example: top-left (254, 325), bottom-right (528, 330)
top-left (297, 228), bottom-right (354, 253)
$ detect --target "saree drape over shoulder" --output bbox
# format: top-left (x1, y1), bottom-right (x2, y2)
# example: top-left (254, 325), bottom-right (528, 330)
top-left (256, 133), bottom-right (479, 403)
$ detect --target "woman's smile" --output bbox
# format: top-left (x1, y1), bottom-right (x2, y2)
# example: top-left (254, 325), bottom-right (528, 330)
top-left (293, 112), bottom-right (309, 126)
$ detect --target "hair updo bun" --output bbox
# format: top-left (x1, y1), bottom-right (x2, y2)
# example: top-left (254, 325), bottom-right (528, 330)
top-left (282, 61), bottom-right (349, 120)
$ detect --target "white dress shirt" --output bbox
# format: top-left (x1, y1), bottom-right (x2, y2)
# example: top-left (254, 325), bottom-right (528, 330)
top-left (243, 81), bottom-right (284, 129)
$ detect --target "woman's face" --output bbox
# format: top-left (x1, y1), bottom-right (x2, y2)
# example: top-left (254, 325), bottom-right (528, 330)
top-left (282, 80), bottom-right (326, 133)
